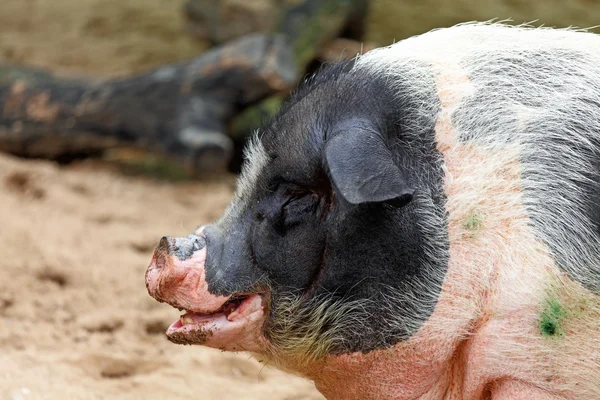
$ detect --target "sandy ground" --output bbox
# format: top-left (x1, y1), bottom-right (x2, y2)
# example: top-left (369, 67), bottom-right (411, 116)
top-left (0, 0), bottom-right (207, 78)
top-left (12, 1), bottom-right (598, 398)
top-left (0, 2), bottom-right (317, 398)
top-left (0, 153), bottom-right (323, 399)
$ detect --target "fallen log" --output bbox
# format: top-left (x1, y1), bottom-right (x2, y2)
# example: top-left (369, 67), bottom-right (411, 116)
top-left (0, 34), bottom-right (296, 174)
top-left (184, 0), bottom-right (369, 69)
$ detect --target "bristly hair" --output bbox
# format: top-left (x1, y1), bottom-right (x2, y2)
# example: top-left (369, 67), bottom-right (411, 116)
top-left (276, 59), bottom-right (358, 118)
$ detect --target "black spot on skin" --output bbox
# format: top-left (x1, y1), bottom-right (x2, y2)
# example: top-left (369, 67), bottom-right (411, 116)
top-left (457, 50), bottom-right (600, 293)
top-left (541, 320), bottom-right (557, 336)
top-left (202, 59), bottom-right (448, 353)
top-left (539, 298), bottom-right (565, 338)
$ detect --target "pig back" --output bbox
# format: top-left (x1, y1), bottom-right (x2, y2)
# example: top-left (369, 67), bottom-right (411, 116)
top-left (347, 23), bottom-right (600, 398)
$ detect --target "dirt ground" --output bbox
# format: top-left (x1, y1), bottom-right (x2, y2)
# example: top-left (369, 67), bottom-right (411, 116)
top-left (0, 0), bottom-right (207, 78)
top-left (5, 0), bottom-right (597, 398)
top-left (0, 153), bottom-right (322, 400)
top-left (3, 0), bottom-right (600, 398)
top-left (0, 1), bottom-right (322, 398)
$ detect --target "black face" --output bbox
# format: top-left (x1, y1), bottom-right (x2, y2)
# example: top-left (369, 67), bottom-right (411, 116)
top-left (252, 183), bottom-right (327, 291)
top-left (203, 60), bottom-right (449, 354)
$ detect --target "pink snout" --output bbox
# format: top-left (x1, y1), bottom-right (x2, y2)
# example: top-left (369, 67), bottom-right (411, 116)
top-left (145, 235), bottom-right (231, 313)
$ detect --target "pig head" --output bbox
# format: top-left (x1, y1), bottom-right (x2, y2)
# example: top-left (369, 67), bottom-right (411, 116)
top-left (145, 23), bottom-right (600, 400)
top-left (145, 59), bottom-right (448, 369)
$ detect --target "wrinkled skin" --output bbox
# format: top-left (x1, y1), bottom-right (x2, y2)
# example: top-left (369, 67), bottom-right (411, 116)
top-left (145, 57), bottom-right (447, 358)
top-left (146, 24), bottom-right (600, 400)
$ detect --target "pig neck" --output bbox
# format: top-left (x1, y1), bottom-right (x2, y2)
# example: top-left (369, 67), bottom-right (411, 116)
top-left (294, 72), bottom-right (523, 399)
top-left (282, 183), bottom-right (496, 399)
top-left (293, 235), bottom-right (490, 400)
top-left (300, 62), bottom-right (560, 399)
top-left (282, 147), bottom-right (556, 398)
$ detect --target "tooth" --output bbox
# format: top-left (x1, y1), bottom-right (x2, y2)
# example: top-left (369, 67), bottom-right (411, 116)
top-left (180, 316), bottom-right (194, 325)
top-left (227, 309), bottom-right (240, 322)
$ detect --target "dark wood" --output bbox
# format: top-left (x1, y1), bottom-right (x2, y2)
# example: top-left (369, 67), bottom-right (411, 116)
top-left (0, 34), bottom-right (296, 174)
top-left (227, 0), bottom-right (371, 155)
top-left (184, 0), bottom-right (280, 44)
top-left (277, 0), bottom-right (359, 68)
top-left (184, 0), bottom-right (368, 69)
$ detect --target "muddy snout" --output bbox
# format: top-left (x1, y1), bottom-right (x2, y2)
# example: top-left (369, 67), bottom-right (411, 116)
top-left (159, 234), bottom-right (206, 262)
top-left (145, 233), bottom-right (228, 312)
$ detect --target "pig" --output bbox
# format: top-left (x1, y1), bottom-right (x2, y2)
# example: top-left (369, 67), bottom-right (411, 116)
top-left (145, 23), bottom-right (600, 399)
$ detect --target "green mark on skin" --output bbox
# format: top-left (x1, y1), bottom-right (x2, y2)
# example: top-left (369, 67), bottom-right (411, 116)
top-left (540, 298), bottom-right (566, 337)
top-left (463, 212), bottom-right (483, 231)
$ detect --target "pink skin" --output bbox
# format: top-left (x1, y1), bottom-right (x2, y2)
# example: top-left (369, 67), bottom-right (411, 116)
top-left (489, 381), bottom-right (566, 400)
top-left (143, 64), bottom-right (599, 398)
top-left (266, 60), bottom-right (590, 399)
top-left (166, 294), bottom-right (267, 352)
top-left (145, 245), bottom-right (231, 313)
top-left (145, 237), bottom-right (269, 352)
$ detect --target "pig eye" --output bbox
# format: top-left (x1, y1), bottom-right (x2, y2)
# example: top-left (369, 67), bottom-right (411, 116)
top-left (278, 190), bottom-right (319, 229)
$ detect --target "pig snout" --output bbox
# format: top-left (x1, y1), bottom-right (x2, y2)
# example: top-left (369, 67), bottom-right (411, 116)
top-left (145, 233), bottom-right (231, 313)
top-left (167, 234), bottom-right (206, 261)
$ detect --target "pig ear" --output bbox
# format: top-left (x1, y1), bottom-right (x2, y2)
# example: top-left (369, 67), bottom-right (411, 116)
top-left (324, 119), bottom-right (415, 206)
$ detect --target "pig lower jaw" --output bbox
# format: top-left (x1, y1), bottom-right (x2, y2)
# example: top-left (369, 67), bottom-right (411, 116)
top-left (165, 293), bottom-right (267, 351)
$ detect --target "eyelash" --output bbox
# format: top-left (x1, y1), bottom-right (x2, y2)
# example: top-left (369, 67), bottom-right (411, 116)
top-left (274, 191), bottom-right (317, 229)
top-left (282, 190), bottom-right (308, 205)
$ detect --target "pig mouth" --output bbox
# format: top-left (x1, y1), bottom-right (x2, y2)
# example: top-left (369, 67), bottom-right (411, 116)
top-left (166, 292), bottom-right (266, 347)
top-left (145, 236), bottom-right (270, 351)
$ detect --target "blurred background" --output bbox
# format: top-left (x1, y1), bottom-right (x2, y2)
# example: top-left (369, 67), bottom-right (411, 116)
top-left (0, 1), bottom-right (598, 399)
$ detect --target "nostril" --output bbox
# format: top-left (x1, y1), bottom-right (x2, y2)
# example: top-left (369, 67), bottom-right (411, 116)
top-left (148, 247), bottom-right (167, 273)
top-left (145, 249), bottom-right (166, 297)
top-left (188, 234), bottom-right (206, 252)
top-left (172, 235), bottom-right (206, 261)
top-left (158, 236), bottom-right (171, 253)
top-left (154, 251), bottom-right (166, 270)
